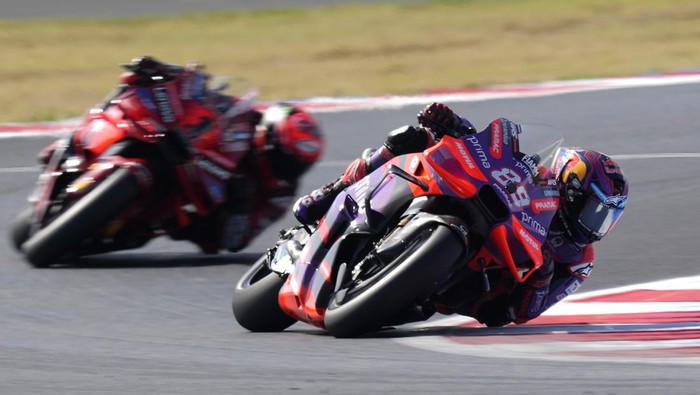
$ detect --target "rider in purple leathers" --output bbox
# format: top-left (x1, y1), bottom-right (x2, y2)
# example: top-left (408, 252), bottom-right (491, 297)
top-left (293, 102), bottom-right (629, 327)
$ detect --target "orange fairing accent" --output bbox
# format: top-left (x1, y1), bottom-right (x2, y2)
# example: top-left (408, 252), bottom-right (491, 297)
top-left (511, 216), bottom-right (544, 273)
top-left (490, 225), bottom-right (521, 282)
top-left (319, 259), bottom-right (332, 283)
top-left (404, 154), bottom-right (443, 196)
top-left (278, 273), bottom-right (327, 328)
top-left (438, 171), bottom-right (477, 198)
top-left (444, 139), bottom-right (488, 182)
top-left (421, 138), bottom-right (486, 198)
top-left (490, 223), bottom-right (542, 283)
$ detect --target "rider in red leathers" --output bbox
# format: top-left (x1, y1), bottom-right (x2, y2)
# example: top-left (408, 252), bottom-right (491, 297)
top-left (293, 102), bottom-right (628, 327)
top-left (39, 56), bottom-right (325, 254)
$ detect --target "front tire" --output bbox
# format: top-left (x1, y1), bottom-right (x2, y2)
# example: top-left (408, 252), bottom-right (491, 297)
top-left (21, 168), bottom-right (141, 268)
top-left (232, 255), bottom-right (296, 332)
top-left (324, 225), bottom-right (464, 338)
top-left (9, 206), bottom-right (33, 252)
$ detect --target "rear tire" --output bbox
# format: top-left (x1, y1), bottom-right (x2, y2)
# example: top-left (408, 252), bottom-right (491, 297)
top-left (324, 225), bottom-right (464, 338)
top-left (21, 168), bottom-right (141, 268)
top-left (232, 255), bottom-right (296, 332)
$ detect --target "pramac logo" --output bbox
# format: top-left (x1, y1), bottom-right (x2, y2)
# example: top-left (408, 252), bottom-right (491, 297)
top-left (490, 120), bottom-right (502, 159)
top-left (531, 197), bottom-right (559, 213)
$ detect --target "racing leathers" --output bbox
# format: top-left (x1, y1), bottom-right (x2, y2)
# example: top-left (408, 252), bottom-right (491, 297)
top-left (292, 102), bottom-right (596, 326)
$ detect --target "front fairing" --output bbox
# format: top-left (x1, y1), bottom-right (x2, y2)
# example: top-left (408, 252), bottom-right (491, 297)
top-left (31, 85), bottom-right (221, 235)
top-left (423, 119), bottom-right (561, 281)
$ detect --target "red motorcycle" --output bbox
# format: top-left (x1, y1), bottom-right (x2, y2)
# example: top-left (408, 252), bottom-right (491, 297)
top-left (11, 58), bottom-right (259, 267)
top-left (232, 120), bottom-right (563, 337)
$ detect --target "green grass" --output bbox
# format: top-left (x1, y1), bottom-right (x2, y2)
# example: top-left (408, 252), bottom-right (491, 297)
top-left (1, 0), bottom-right (699, 122)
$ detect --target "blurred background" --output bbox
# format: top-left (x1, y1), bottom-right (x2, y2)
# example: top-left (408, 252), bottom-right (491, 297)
top-left (1, 0), bottom-right (699, 122)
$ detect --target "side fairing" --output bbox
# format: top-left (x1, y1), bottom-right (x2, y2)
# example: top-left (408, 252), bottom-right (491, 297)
top-left (439, 118), bottom-right (560, 282)
top-left (277, 156), bottom-right (429, 327)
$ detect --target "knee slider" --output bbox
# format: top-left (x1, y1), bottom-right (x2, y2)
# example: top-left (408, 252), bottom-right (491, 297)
top-left (384, 125), bottom-right (428, 155)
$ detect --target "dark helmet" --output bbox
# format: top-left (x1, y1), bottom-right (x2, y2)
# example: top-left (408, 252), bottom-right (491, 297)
top-left (551, 148), bottom-right (629, 245)
top-left (260, 103), bottom-right (324, 180)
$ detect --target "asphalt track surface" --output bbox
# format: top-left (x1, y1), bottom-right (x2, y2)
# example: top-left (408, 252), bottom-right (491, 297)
top-left (2, 82), bottom-right (700, 394)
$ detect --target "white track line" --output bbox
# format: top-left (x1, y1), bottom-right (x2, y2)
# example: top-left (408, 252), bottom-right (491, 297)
top-left (2, 72), bottom-right (700, 138)
top-left (2, 152), bottom-right (698, 173)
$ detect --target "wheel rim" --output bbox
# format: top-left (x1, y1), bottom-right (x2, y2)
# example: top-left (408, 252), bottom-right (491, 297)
top-left (332, 228), bottom-right (432, 307)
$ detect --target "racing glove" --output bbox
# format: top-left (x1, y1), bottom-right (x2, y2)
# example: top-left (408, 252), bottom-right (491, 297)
top-left (120, 56), bottom-right (184, 85)
top-left (417, 102), bottom-right (475, 138)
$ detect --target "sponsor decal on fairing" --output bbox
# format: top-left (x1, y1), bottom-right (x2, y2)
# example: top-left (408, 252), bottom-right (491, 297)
top-left (521, 211), bottom-right (547, 236)
top-left (464, 135), bottom-right (491, 169)
top-left (531, 197), bottom-right (559, 213)
top-left (490, 121), bottom-right (502, 159)
top-left (152, 86), bottom-right (177, 124)
top-left (454, 141), bottom-right (477, 170)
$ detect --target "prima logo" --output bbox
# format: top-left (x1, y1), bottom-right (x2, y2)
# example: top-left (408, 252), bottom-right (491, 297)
top-left (465, 135), bottom-right (491, 169)
top-left (521, 211), bottom-right (547, 236)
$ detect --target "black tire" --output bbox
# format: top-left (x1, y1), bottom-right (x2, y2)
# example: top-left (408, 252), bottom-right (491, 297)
top-left (232, 255), bottom-right (296, 332)
top-left (21, 168), bottom-right (141, 268)
top-left (324, 226), bottom-right (464, 338)
top-left (9, 205), bottom-right (33, 252)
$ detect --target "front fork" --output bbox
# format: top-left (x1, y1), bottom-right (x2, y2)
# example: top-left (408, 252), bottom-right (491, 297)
top-left (65, 158), bottom-right (152, 198)
top-left (30, 155), bottom-right (152, 236)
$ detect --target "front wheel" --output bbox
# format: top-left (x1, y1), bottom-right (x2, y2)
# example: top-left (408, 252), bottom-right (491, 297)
top-left (232, 255), bottom-right (297, 332)
top-left (324, 225), bottom-right (465, 338)
top-left (21, 168), bottom-right (141, 268)
top-left (9, 205), bottom-right (33, 252)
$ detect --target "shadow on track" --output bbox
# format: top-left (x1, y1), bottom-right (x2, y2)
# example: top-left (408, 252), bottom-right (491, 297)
top-left (357, 321), bottom-right (700, 339)
top-left (44, 251), bottom-right (263, 269)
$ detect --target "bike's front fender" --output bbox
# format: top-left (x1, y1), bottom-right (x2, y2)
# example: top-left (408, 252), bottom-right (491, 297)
top-left (65, 157), bottom-right (152, 199)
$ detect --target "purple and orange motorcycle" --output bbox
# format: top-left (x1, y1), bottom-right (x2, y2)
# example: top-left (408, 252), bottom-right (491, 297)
top-left (232, 118), bottom-right (563, 337)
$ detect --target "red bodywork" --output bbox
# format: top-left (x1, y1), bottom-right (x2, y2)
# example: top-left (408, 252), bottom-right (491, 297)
top-left (30, 74), bottom-right (259, 253)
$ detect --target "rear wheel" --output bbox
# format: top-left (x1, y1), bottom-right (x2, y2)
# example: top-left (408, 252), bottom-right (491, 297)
top-left (324, 225), bottom-right (464, 338)
top-left (232, 255), bottom-right (296, 332)
top-left (21, 168), bottom-right (141, 268)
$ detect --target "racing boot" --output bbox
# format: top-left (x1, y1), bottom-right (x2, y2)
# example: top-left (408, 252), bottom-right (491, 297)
top-left (293, 178), bottom-right (345, 226)
top-left (293, 144), bottom-right (396, 226)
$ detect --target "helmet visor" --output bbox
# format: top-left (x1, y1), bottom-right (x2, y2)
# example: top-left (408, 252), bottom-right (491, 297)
top-left (577, 183), bottom-right (626, 238)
